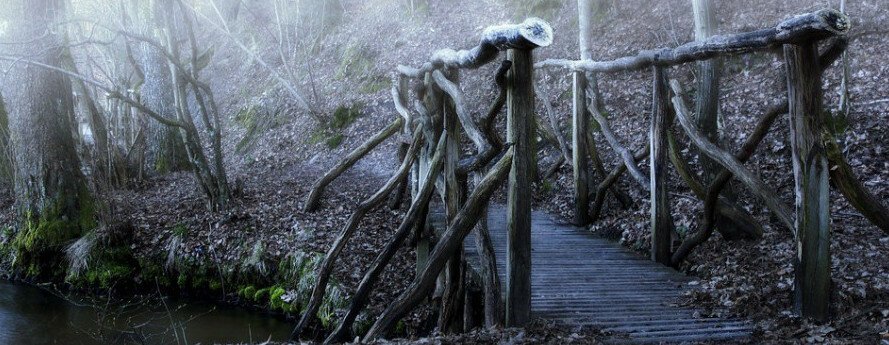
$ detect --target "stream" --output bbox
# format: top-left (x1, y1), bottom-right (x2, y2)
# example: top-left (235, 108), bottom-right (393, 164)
top-left (0, 281), bottom-right (293, 344)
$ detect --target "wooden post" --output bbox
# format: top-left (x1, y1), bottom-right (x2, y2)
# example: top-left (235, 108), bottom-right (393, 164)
top-left (506, 48), bottom-right (533, 327)
top-left (416, 72), bottom-right (437, 274)
top-left (785, 42), bottom-right (830, 321)
top-left (439, 69), bottom-right (464, 332)
top-left (650, 67), bottom-right (674, 265)
top-left (572, 72), bottom-right (590, 225)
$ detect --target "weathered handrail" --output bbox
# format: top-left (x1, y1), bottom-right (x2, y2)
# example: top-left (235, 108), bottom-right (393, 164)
top-left (397, 17), bottom-right (553, 77)
top-left (536, 9), bottom-right (849, 73)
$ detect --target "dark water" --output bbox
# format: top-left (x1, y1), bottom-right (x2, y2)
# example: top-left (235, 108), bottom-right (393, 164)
top-left (0, 281), bottom-right (292, 344)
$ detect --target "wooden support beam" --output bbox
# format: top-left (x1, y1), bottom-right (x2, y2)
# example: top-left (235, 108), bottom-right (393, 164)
top-left (506, 48), bottom-right (534, 327)
top-left (364, 149), bottom-right (514, 341)
top-left (572, 71), bottom-right (591, 225)
top-left (389, 75), bottom-right (413, 210)
top-left (785, 42), bottom-right (830, 322)
top-left (650, 67), bottom-right (674, 266)
top-left (303, 117), bottom-right (404, 212)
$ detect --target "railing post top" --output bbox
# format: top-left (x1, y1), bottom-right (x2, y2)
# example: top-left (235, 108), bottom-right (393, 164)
top-left (482, 17), bottom-right (554, 51)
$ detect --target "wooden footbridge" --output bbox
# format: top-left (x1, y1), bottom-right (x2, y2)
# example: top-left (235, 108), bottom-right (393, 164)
top-left (294, 7), bottom-right (884, 344)
top-left (459, 206), bottom-right (754, 343)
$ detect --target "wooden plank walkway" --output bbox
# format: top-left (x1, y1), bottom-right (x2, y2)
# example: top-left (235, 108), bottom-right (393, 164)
top-left (433, 204), bottom-right (753, 343)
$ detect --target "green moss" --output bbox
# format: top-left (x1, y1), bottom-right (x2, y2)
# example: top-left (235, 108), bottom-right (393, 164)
top-left (394, 320), bottom-right (406, 336)
top-left (253, 287), bottom-right (271, 302)
top-left (11, 189), bottom-right (97, 279)
top-left (138, 258), bottom-right (171, 287)
top-left (177, 272), bottom-right (188, 287)
top-left (325, 133), bottom-right (344, 149)
top-left (69, 246), bottom-right (139, 290)
top-left (329, 103), bottom-right (362, 130)
top-left (308, 131), bottom-right (327, 145)
top-left (351, 311), bottom-right (374, 337)
top-left (306, 102), bottom-right (364, 150)
top-left (269, 286), bottom-right (287, 310)
top-left (238, 285), bottom-right (257, 300)
top-left (154, 127), bottom-right (189, 173)
top-left (358, 76), bottom-right (391, 95)
top-left (235, 103), bottom-right (287, 154)
top-left (335, 45), bottom-right (377, 80)
top-left (172, 223), bottom-right (188, 237)
top-left (318, 285), bottom-right (347, 328)
top-left (541, 180), bottom-right (554, 194)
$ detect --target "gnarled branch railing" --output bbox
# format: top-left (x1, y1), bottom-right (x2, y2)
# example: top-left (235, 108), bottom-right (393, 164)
top-left (298, 8), bottom-right (882, 341)
top-left (535, 8), bottom-right (864, 322)
top-left (535, 9), bottom-right (849, 73)
top-left (296, 17), bottom-right (553, 342)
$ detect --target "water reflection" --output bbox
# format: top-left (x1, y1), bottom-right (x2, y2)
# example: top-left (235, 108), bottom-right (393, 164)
top-left (0, 281), bottom-right (292, 344)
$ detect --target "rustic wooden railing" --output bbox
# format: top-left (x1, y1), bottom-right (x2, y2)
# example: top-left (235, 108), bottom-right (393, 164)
top-left (296, 8), bottom-right (888, 342)
top-left (537, 9), bottom-right (856, 322)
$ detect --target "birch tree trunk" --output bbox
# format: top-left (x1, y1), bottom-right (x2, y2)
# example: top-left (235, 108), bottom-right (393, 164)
top-left (6, 0), bottom-right (96, 279)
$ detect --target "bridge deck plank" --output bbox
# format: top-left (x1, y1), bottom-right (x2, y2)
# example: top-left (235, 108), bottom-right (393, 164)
top-left (427, 205), bottom-right (753, 343)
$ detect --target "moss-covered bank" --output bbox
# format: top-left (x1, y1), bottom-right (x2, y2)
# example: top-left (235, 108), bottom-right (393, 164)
top-left (0, 220), bottom-right (360, 338)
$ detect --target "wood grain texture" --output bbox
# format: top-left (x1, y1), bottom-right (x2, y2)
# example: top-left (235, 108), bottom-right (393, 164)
top-left (785, 42), bottom-right (830, 322)
top-left (506, 49), bottom-right (534, 327)
top-left (649, 67), bottom-right (674, 266)
top-left (572, 72), bottom-right (591, 225)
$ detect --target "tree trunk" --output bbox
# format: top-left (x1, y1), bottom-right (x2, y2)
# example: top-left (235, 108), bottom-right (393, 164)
top-left (0, 93), bottom-right (12, 186)
top-left (692, 0), bottom-right (754, 241)
top-left (6, 0), bottom-right (96, 279)
top-left (139, 1), bottom-right (189, 174)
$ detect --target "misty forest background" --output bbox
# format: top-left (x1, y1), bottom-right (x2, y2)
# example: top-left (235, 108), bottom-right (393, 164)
top-left (0, 0), bottom-right (887, 344)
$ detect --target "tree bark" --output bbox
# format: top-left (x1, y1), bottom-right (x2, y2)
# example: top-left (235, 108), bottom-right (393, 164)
top-left (649, 67), bottom-right (674, 265)
top-left (6, 0), bottom-right (96, 278)
top-left (785, 42), bottom-right (830, 322)
top-left (0, 93), bottom-right (12, 186)
top-left (571, 72), bottom-right (591, 225)
top-left (438, 69), bottom-right (464, 333)
top-left (505, 48), bottom-right (533, 327)
top-left (589, 99), bottom-right (650, 190)
top-left (140, 0), bottom-right (189, 174)
top-left (590, 145), bottom-right (649, 222)
top-left (823, 129), bottom-right (889, 235)
top-left (692, 0), bottom-right (750, 241)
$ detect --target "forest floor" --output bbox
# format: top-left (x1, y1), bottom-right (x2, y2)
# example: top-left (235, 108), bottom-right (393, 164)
top-left (2, 0), bottom-right (888, 344)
